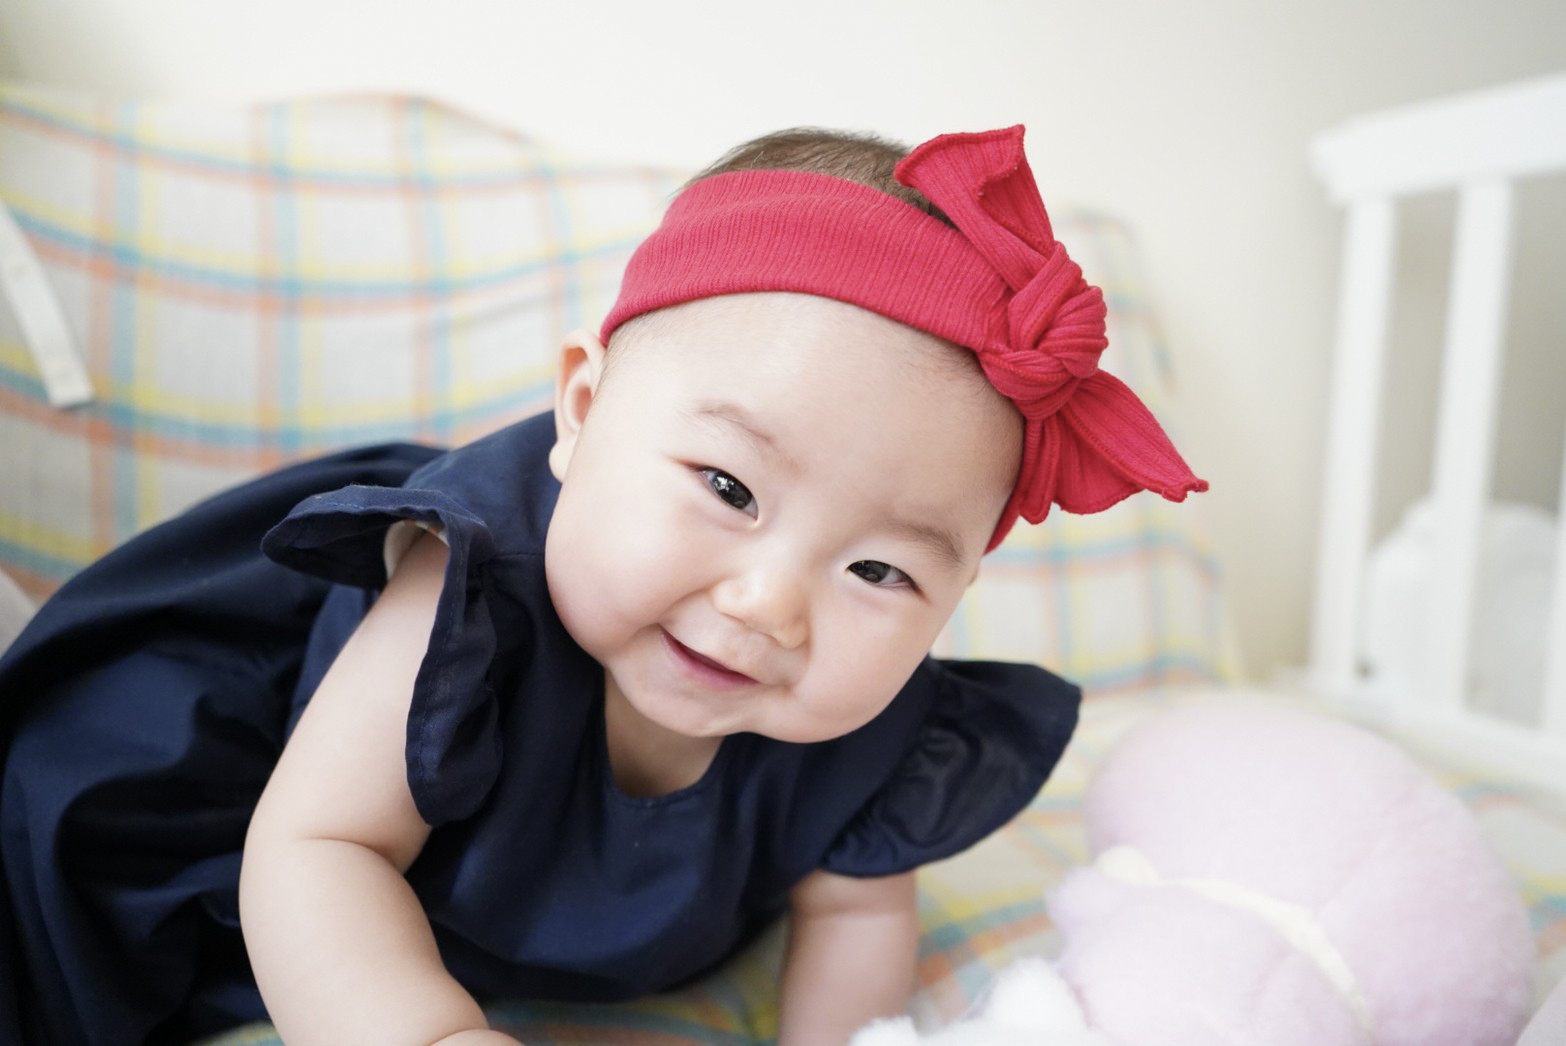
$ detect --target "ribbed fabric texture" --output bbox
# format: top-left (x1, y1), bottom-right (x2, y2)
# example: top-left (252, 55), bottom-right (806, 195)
top-left (601, 126), bottom-right (1207, 549)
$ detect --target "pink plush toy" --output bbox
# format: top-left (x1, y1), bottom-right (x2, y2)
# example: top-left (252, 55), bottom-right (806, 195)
top-left (855, 699), bottom-right (1535, 1046)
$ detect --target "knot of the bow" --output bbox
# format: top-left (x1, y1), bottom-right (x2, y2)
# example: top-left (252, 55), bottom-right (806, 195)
top-left (989, 241), bottom-right (1109, 421)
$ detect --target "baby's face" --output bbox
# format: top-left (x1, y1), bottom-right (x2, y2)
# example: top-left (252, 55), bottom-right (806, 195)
top-left (544, 293), bottom-right (1021, 744)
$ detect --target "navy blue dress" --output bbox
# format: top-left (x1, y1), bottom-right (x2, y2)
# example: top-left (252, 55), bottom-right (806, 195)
top-left (0, 413), bottom-right (1080, 1046)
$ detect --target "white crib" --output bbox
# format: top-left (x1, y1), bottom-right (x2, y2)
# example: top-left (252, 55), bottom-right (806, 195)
top-left (1306, 72), bottom-right (1566, 794)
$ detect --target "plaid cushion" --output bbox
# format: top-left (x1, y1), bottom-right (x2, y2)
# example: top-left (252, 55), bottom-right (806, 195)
top-left (0, 82), bottom-right (681, 600)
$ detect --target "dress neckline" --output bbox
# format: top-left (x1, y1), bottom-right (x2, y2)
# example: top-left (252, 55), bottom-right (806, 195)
top-left (593, 680), bottom-right (737, 805)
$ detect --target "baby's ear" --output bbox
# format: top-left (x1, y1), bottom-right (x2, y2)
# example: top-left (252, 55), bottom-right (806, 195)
top-left (548, 329), bottom-right (608, 480)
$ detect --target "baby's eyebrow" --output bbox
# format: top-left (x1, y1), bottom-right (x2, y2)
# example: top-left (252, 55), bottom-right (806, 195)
top-left (685, 401), bottom-right (797, 469)
top-left (882, 518), bottom-right (968, 572)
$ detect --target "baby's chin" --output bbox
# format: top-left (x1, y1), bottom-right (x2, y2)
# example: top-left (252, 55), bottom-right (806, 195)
top-left (744, 697), bottom-right (900, 746)
top-left (631, 683), bottom-right (890, 747)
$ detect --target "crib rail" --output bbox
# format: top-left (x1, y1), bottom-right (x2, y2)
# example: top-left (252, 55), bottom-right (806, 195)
top-left (1308, 73), bottom-right (1566, 792)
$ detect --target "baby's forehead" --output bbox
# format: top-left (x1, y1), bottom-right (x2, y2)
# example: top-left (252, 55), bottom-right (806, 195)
top-left (608, 292), bottom-right (982, 380)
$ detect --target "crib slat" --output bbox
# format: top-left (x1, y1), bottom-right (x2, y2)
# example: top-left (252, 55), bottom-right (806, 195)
top-left (1542, 429), bottom-right (1566, 738)
top-left (1417, 180), bottom-right (1514, 717)
top-left (1309, 198), bottom-right (1396, 699)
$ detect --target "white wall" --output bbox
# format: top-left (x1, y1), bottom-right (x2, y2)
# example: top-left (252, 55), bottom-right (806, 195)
top-left (3, 0), bottom-right (1564, 679)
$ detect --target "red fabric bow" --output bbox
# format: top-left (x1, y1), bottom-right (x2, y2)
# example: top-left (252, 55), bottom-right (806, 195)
top-left (896, 127), bottom-right (1207, 545)
top-left (601, 124), bottom-right (1207, 551)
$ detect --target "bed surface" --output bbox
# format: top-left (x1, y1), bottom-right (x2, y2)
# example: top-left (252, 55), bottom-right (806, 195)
top-left (187, 687), bottom-right (1566, 1045)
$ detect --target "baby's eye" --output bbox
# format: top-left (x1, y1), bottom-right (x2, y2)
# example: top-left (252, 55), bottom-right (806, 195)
top-left (848, 560), bottom-right (913, 589)
top-left (699, 468), bottom-right (757, 517)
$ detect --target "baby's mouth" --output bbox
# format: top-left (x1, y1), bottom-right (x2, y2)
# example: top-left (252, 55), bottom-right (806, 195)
top-left (661, 629), bottom-right (758, 687)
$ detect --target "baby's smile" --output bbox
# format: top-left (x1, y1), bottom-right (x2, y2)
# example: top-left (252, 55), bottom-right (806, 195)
top-left (661, 628), bottom-right (759, 689)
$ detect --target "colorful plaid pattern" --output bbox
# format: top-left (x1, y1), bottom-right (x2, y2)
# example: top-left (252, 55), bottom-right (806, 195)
top-left (192, 690), bottom-right (1566, 1045)
top-left (0, 82), bottom-right (682, 600)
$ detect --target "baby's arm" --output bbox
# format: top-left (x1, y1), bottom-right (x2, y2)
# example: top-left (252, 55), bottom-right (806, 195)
top-left (240, 533), bottom-right (519, 1046)
top-left (777, 868), bottom-right (920, 1046)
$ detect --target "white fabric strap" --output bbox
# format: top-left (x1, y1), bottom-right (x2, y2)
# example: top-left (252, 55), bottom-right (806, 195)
top-left (1095, 844), bottom-right (1375, 1041)
top-left (0, 200), bottom-right (93, 407)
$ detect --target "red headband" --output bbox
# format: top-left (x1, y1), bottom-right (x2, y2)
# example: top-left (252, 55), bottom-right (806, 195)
top-left (601, 125), bottom-right (1207, 550)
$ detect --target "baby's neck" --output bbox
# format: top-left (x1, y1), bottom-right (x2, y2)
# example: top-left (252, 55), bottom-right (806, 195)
top-left (602, 679), bottom-right (724, 798)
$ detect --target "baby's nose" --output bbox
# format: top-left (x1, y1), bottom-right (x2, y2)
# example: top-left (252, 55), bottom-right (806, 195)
top-left (712, 566), bottom-right (809, 650)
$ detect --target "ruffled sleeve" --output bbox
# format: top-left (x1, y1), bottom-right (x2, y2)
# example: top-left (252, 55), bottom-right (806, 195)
top-left (260, 481), bottom-right (504, 826)
top-left (820, 660), bottom-right (1079, 877)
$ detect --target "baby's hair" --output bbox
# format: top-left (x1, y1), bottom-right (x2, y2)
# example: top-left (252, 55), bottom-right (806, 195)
top-left (685, 127), bottom-right (955, 227)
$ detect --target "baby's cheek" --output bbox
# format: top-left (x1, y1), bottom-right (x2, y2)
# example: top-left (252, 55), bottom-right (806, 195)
top-left (807, 645), bottom-right (911, 732)
top-left (550, 534), bottom-right (639, 647)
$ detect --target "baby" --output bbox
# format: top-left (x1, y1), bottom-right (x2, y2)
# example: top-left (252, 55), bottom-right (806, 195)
top-left (0, 126), bottom-right (1205, 1046)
